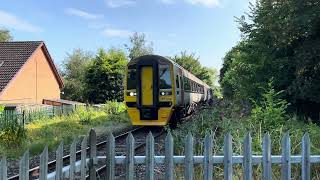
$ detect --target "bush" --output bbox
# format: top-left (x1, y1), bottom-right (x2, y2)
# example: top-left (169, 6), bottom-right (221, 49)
top-left (103, 101), bottom-right (126, 115)
top-left (0, 105), bottom-right (4, 113)
top-left (0, 126), bottom-right (26, 147)
top-left (250, 81), bottom-right (289, 131)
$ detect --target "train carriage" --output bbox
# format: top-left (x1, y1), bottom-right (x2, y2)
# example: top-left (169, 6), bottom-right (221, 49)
top-left (125, 55), bottom-right (213, 126)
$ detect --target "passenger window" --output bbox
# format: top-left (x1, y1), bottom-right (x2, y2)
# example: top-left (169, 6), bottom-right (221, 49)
top-left (184, 77), bottom-right (190, 90)
top-left (159, 65), bottom-right (172, 89)
top-left (176, 75), bottom-right (180, 88)
top-left (127, 67), bottom-right (137, 90)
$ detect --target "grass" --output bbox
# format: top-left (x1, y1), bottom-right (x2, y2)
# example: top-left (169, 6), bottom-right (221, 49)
top-left (169, 85), bottom-right (320, 179)
top-left (0, 102), bottom-right (131, 158)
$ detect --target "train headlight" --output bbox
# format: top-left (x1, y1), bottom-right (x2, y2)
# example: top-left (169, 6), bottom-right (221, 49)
top-left (127, 92), bottom-right (137, 96)
top-left (160, 91), bottom-right (172, 96)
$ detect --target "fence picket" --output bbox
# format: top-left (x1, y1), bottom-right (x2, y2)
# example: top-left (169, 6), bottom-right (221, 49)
top-left (146, 132), bottom-right (155, 180)
top-left (165, 132), bottom-right (174, 180)
top-left (106, 133), bottom-right (115, 180)
top-left (88, 129), bottom-right (97, 180)
top-left (203, 132), bottom-right (213, 180)
top-left (263, 133), bottom-right (271, 180)
top-left (55, 143), bottom-right (63, 180)
top-left (1, 157), bottom-right (7, 180)
top-left (19, 150), bottom-right (29, 180)
top-left (302, 133), bottom-right (310, 180)
top-left (70, 138), bottom-right (77, 180)
top-left (80, 136), bottom-right (87, 180)
top-left (105, 133), bottom-right (115, 180)
top-left (184, 133), bottom-right (194, 180)
top-left (224, 133), bottom-right (232, 180)
top-left (281, 133), bottom-right (291, 180)
top-left (125, 133), bottom-right (134, 180)
top-left (39, 146), bottom-right (48, 180)
top-left (243, 133), bottom-right (252, 180)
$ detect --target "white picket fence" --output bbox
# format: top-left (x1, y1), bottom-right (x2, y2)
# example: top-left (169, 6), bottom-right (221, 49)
top-left (1, 129), bottom-right (319, 180)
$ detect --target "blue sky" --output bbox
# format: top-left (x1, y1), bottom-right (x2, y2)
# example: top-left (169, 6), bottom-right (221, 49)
top-left (0, 0), bottom-right (252, 70)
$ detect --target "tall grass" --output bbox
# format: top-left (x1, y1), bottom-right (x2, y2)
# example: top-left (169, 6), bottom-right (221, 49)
top-left (0, 102), bottom-right (130, 158)
top-left (170, 85), bottom-right (320, 179)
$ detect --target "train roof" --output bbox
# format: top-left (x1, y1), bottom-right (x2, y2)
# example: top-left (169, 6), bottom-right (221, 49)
top-left (129, 54), bottom-right (211, 89)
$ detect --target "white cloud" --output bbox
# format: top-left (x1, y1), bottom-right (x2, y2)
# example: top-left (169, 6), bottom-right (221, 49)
top-left (102, 28), bottom-right (133, 38)
top-left (65, 8), bottom-right (103, 19)
top-left (0, 10), bottom-right (42, 33)
top-left (186, 0), bottom-right (220, 7)
top-left (105, 0), bottom-right (136, 8)
top-left (160, 0), bottom-right (220, 7)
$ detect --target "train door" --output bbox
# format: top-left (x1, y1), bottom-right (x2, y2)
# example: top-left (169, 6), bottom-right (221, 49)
top-left (141, 66), bottom-right (153, 106)
top-left (175, 74), bottom-right (181, 105)
top-left (180, 72), bottom-right (185, 106)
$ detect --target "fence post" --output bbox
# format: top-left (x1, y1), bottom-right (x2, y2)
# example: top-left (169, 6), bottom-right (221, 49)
top-left (125, 133), bottom-right (134, 180)
top-left (224, 133), bottom-right (233, 180)
top-left (106, 133), bottom-right (115, 180)
top-left (80, 136), bottom-right (87, 180)
top-left (203, 132), bottom-right (213, 180)
top-left (56, 143), bottom-right (63, 180)
top-left (1, 157), bottom-right (7, 180)
top-left (302, 133), bottom-right (310, 180)
top-left (243, 133), bottom-right (252, 180)
top-left (146, 132), bottom-right (154, 180)
top-left (39, 146), bottom-right (48, 180)
top-left (165, 132), bottom-right (174, 180)
top-left (281, 133), bottom-right (291, 180)
top-left (19, 150), bottom-right (29, 180)
top-left (70, 138), bottom-right (77, 180)
top-left (88, 129), bottom-right (97, 180)
top-left (263, 133), bottom-right (271, 180)
top-left (184, 133), bottom-right (194, 180)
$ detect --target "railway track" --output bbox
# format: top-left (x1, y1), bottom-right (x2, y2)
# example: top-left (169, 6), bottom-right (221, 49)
top-left (8, 126), bottom-right (165, 180)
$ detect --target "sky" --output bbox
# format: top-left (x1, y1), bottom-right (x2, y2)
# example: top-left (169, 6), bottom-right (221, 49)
top-left (0, 0), bottom-right (253, 70)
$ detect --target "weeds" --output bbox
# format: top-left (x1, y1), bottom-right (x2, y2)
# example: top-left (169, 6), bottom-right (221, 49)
top-left (170, 85), bottom-right (320, 178)
top-left (0, 102), bottom-right (130, 158)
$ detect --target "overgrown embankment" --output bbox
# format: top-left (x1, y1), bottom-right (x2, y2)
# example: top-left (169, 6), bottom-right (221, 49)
top-left (170, 85), bottom-right (320, 179)
top-left (0, 102), bottom-right (130, 158)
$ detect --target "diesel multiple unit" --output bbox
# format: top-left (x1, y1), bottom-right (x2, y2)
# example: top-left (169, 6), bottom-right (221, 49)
top-left (125, 55), bottom-right (213, 126)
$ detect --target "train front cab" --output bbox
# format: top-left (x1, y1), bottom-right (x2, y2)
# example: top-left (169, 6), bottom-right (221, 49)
top-left (125, 56), bottom-right (175, 126)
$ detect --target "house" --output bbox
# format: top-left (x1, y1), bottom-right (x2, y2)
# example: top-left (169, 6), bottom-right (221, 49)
top-left (0, 41), bottom-right (64, 105)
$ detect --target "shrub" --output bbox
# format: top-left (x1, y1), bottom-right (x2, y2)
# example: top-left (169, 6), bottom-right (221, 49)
top-left (0, 123), bottom-right (26, 148)
top-left (103, 101), bottom-right (126, 115)
top-left (0, 105), bottom-right (4, 113)
top-left (250, 81), bottom-right (289, 131)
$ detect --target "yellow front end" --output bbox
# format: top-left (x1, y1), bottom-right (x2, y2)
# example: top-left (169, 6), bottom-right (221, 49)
top-left (125, 61), bottom-right (175, 126)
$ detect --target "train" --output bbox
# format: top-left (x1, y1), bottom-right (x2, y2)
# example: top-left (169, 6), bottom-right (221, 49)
top-left (124, 55), bottom-right (214, 126)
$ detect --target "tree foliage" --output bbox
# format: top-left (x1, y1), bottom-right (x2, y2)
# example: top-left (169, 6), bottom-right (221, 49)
top-left (60, 49), bottom-right (93, 102)
top-left (85, 48), bottom-right (128, 103)
top-left (220, 0), bottom-right (320, 119)
top-left (0, 29), bottom-right (12, 42)
top-left (172, 51), bottom-right (217, 88)
top-left (125, 32), bottom-right (153, 60)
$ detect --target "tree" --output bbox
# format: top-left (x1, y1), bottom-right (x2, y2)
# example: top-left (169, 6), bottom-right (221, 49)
top-left (0, 29), bottom-right (12, 42)
top-left (60, 49), bottom-right (93, 102)
top-left (172, 51), bottom-right (218, 88)
top-left (125, 32), bottom-right (153, 60)
top-left (220, 0), bottom-right (320, 120)
top-left (85, 48), bottom-right (128, 103)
